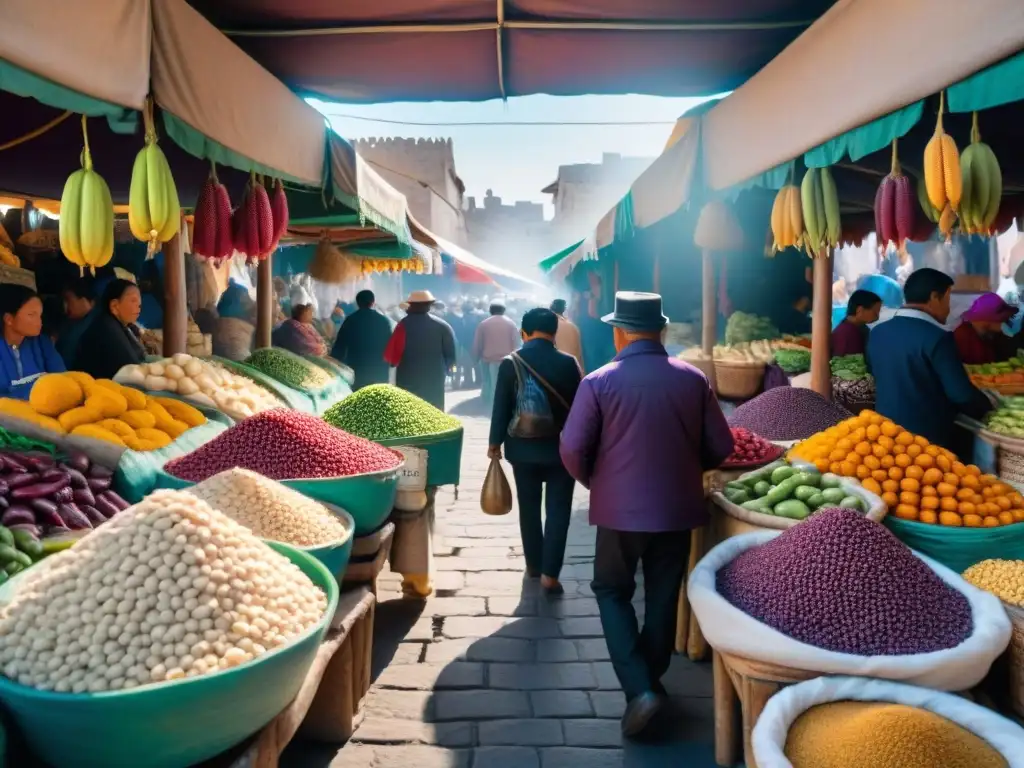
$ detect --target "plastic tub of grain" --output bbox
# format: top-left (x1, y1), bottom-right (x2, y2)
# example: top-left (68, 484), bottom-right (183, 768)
top-left (752, 676), bottom-right (1024, 768)
top-left (323, 384), bottom-right (464, 487)
top-left (184, 468), bottom-right (357, 577)
top-left (161, 410), bottom-right (404, 535)
top-left (0, 492), bottom-right (339, 768)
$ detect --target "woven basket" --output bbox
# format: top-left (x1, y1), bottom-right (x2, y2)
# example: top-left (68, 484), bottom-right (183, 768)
top-left (1007, 603), bottom-right (1024, 718)
top-left (714, 360), bottom-right (765, 400)
top-left (993, 433), bottom-right (1024, 492)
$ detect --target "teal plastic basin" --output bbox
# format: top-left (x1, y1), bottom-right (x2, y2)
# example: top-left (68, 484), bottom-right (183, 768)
top-left (156, 464), bottom-right (401, 536)
top-left (295, 503), bottom-right (355, 577)
top-left (376, 426), bottom-right (464, 487)
top-left (0, 542), bottom-right (338, 768)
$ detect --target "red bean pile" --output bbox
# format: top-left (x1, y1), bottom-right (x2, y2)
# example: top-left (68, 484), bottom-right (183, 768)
top-left (165, 409), bottom-right (402, 481)
top-left (717, 508), bottom-right (973, 656)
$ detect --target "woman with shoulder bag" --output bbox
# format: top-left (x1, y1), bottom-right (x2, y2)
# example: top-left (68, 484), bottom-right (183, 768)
top-left (488, 307), bottom-right (583, 595)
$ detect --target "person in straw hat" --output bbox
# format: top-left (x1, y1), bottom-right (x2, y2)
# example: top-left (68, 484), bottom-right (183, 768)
top-left (560, 292), bottom-right (734, 738)
top-left (383, 289), bottom-right (456, 410)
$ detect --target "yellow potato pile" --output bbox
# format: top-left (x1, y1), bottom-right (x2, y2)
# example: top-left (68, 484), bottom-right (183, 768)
top-left (962, 559), bottom-right (1024, 607)
top-left (785, 700), bottom-right (1008, 768)
top-left (0, 372), bottom-right (205, 451)
top-left (790, 410), bottom-right (1024, 527)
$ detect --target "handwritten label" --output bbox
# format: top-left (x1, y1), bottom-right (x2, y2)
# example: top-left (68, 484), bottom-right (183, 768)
top-left (395, 447), bottom-right (428, 491)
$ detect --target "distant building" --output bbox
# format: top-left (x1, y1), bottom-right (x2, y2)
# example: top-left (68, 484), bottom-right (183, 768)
top-left (464, 190), bottom-right (553, 280)
top-left (353, 137), bottom-right (468, 247)
top-left (542, 152), bottom-right (654, 240)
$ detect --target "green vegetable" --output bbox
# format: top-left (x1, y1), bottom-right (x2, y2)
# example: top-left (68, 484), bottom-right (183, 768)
top-left (765, 476), bottom-right (802, 505)
top-left (820, 487), bottom-right (847, 505)
top-left (840, 495), bottom-right (865, 512)
top-left (323, 384), bottom-right (461, 441)
top-left (829, 354), bottom-right (869, 379)
top-left (770, 466), bottom-right (796, 484)
top-left (724, 311), bottom-right (780, 345)
top-left (792, 471), bottom-right (820, 488)
top-left (806, 492), bottom-right (826, 509)
top-left (723, 487), bottom-right (751, 504)
top-left (820, 473), bottom-right (843, 489)
top-left (5, 561), bottom-right (22, 576)
top-left (753, 480), bottom-right (772, 497)
top-left (0, 543), bottom-right (17, 564)
top-left (741, 460), bottom-right (786, 488)
top-left (773, 348), bottom-right (811, 375)
top-left (244, 348), bottom-right (333, 392)
top-left (0, 526), bottom-right (13, 548)
top-left (741, 498), bottom-right (773, 512)
top-left (773, 499), bottom-right (811, 520)
top-left (794, 486), bottom-right (819, 503)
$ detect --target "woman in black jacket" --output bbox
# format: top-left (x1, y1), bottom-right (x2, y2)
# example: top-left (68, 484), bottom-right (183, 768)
top-left (79, 279), bottom-right (147, 379)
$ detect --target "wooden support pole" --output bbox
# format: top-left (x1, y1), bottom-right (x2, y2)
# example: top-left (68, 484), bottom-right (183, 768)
top-left (162, 231), bottom-right (187, 357)
top-left (809, 248), bottom-right (834, 398)
top-left (255, 252), bottom-right (274, 349)
top-left (702, 248), bottom-right (718, 390)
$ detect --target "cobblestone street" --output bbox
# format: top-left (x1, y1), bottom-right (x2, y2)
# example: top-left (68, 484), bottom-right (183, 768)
top-left (286, 390), bottom-right (718, 767)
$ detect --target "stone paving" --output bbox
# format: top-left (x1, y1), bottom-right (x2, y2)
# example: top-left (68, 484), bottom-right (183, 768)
top-left (285, 390), bottom-right (718, 768)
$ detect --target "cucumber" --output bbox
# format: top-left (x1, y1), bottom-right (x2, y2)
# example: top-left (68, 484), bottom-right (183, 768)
top-left (806, 492), bottom-right (826, 509)
top-left (770, 466), bottom-right (796, 485)
top-left (4, 561), bottom-right (23, 576)
top-left (793, 485), bottom-right (819, 503)
top-left (792, 472), bottom-right (821, 488)
top-left (0, 527), bottom-right (13, 548)
top-left (0, 543), bottom-right (18, 565)
top-left (820, 487), bottom-right (846, 505)
top-left (742, 460), bottom-right (787, 488)
top-left (15, 538), bottom-right (43, 561)
top-left (765, 476), bottom-right (802, 505)
top-left (820, 473), bottom-right (843, 489)
top-left (723, 487), bottom-right (751, 504)
top-left (753, 480), bottom-right (772, 497)
top-left (773, 499), bottom-right (812, 520)
top-left (840, 495), bottom-right (866, 512)
top-left (725, 481), bottom-right (748, 494)
top-left (740, 498), bottom-right (773, 512)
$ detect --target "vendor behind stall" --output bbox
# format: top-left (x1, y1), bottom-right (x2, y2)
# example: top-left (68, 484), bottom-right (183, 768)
top-left (953, 292), bottom-right (1017, 365)
top-left (56, 277), bottom-right (98, 369)
top-left (867, 268), bottom-right (993, 449)
top-left (0, 284), bottom-right (66, 399)
top-left (271, 288), bottom-right (327, 357)
top-left (78, 279), bottom-right (147, 380)
top-left (832, 290), bottom-right (882, 357)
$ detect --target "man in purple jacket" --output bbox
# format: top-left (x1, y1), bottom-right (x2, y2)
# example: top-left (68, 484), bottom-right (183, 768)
top-left (560, 292), bottom-right (734, 738)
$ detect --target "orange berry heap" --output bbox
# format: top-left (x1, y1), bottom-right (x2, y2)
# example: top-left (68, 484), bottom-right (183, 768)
top-left (789, 410), bottom-right (1024, 527)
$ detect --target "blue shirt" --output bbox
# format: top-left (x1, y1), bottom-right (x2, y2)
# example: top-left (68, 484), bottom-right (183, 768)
top-left (0, 335), bottom-right (67, 400)
top-left (867, 309), bottom-right (992, 449)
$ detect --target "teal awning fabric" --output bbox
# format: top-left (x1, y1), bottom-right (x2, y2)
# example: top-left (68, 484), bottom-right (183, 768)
top-left (1, 57), bottom-right (137, 134)
top-left (614, 191), bottom-right (636, 242)
top-left (720, 159), bottom-right (794, 200)
top-left (162, 111), bottom-right (315, 186)
top-left (948, 50), bottom-right (1024, 113)
top-left (804, 100), bottom-right (924, 168)
top-left (539, 239), bottom-right (584, 273)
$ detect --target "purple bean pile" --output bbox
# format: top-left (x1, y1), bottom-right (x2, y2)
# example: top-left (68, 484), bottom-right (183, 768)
top-left (727, 387), bottom-right (851, 441)
top-left (717, 508), bottom-right (973, 656)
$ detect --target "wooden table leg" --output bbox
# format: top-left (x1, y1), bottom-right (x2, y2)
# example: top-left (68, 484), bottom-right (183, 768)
top-left (741, 677), bottom-right (779, 768)
top-left (686, 525), bottom-right (708, 661)
top-left (714, 651), bottom-right (740, 767)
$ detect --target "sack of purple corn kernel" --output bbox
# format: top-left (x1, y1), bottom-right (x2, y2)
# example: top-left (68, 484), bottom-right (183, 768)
top-left (688, 508), bottom-right (1012, 691)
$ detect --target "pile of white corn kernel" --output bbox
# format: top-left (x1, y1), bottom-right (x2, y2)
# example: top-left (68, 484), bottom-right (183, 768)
top-left (187, 468), bottom-right (350, 547)
top-left (0, 489), bottom-right (327, 693)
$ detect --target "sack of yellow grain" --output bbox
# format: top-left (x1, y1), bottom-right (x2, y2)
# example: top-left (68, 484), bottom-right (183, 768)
top-left (752, 676), bottom-right (1024, 768)
top-left (308, 232), bottom-right (362, 285)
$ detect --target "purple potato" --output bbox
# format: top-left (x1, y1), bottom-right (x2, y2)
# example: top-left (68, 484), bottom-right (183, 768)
top-left (65, 452), bottom-right (91, 473)
top-left (56, 503), bottom-right (92, 530)
top-left (87, 464), bottom-right (113, 480)
top-left (72, 487), bottom-right (96, 507)
top-left (81, 506), bottom-right (106, 526)
top-left (1, 507), bottom-right (35, 527)
top-left (86, 476), bottom-right (112, 493)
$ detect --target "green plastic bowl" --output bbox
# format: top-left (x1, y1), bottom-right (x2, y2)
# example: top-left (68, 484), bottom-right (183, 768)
top-left (155, 464), bottom-right (401, 536)
top-left (292, 502), bottom-right (355, 577)
top-left (0, 541), bottom-right (338, 768)
top-left (376, 426), bottom-right (464, 487)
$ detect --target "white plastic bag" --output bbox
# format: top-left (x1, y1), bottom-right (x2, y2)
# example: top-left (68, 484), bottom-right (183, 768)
top-left (752, 676), bottom-right (1024, 768)
top-left (688, 531), bottom-right (1011, 691)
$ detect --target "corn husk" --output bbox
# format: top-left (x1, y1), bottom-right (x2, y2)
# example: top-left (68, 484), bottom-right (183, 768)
top-left (308, 233), bottom-right (362, 284)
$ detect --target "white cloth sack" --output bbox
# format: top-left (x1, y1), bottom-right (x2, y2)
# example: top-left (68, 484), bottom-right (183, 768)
top-left (688, 531), bottom-right (1011, 691)
top-left (752, 676), bottom-right (1024, 768)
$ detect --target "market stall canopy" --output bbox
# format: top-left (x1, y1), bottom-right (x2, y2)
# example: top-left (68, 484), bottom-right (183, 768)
top-left (0, 0), bottom-right (413, 241)
top-left (185, 0), bottom-right (837, 102)
top-left (702, 0), bottom-right (1024, 192)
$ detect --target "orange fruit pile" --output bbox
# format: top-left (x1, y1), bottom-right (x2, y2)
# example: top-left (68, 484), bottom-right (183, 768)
top-left (789, 410), bottom-right (1024, 527)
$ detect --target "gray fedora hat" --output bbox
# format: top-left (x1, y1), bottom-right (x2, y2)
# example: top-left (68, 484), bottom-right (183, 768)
top-left (601, 291), bottom-right (669, 332)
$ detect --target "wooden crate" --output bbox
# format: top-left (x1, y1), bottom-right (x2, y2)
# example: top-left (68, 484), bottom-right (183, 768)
top-left (343, 523), bottom-right (395, 597)
top-left (217, 587), bottom-right (377, 768)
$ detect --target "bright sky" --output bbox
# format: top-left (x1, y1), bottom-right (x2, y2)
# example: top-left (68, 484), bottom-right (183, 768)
top-left (311, 95), bottom-right (717, 218)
